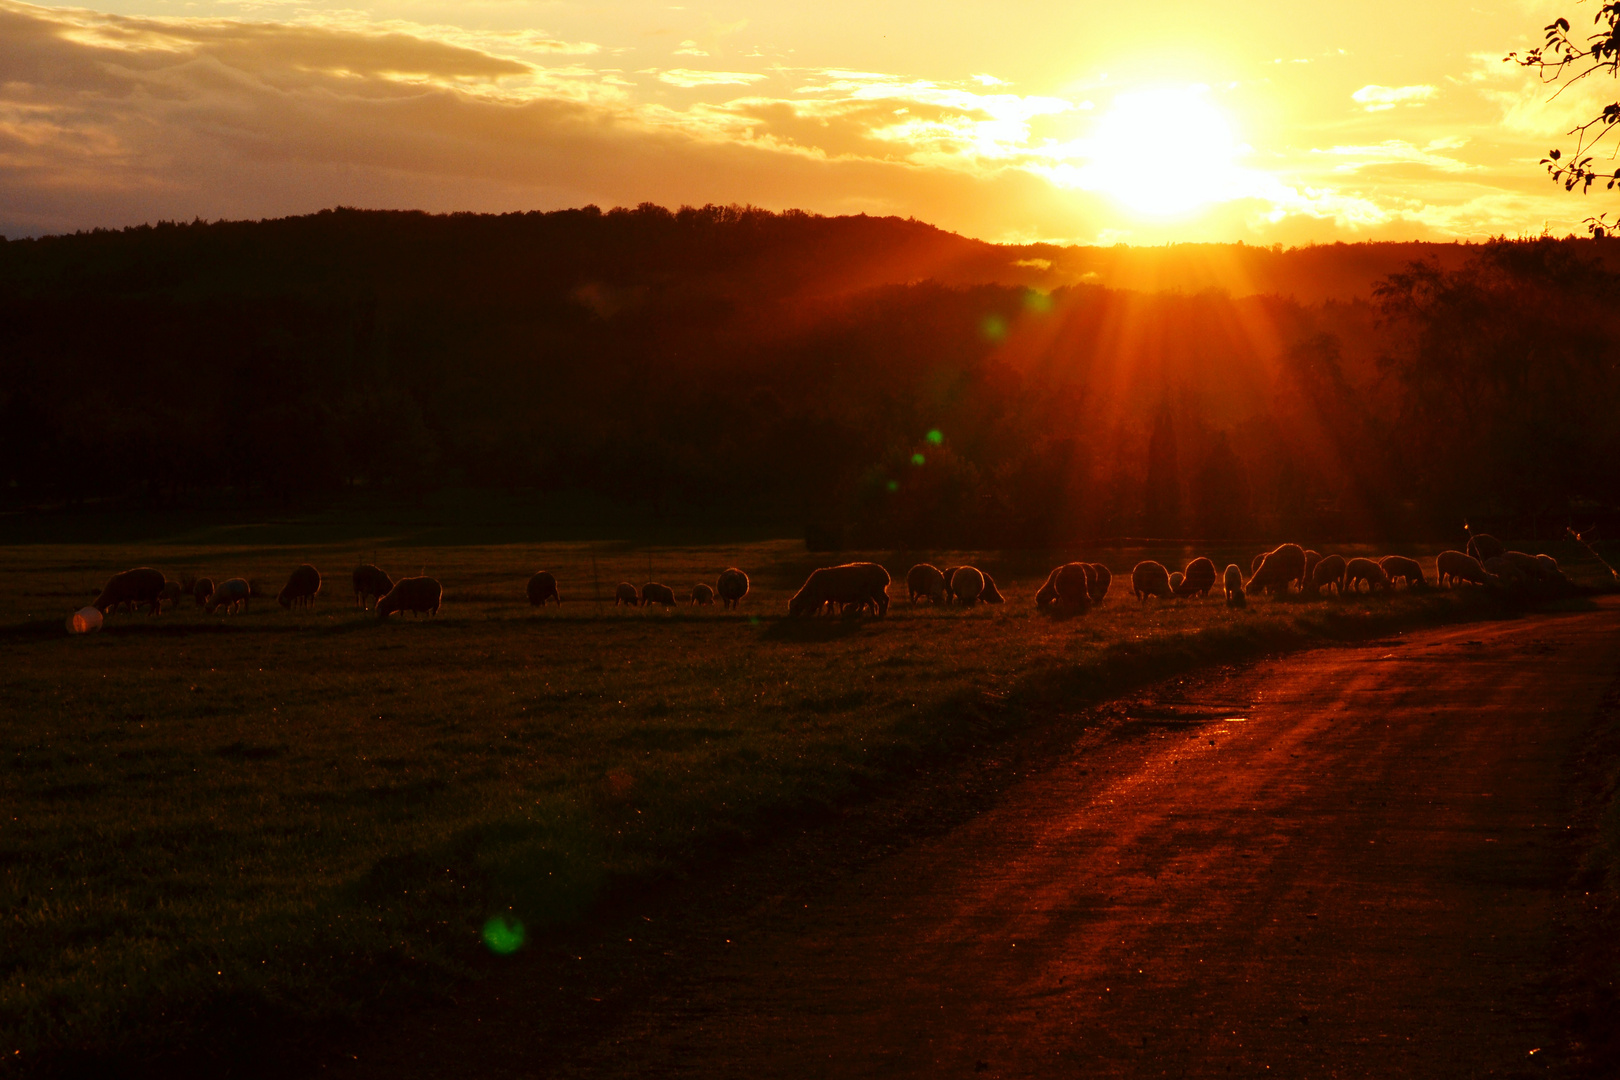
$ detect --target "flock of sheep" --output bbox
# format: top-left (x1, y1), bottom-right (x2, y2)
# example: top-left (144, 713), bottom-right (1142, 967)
top-left (83, 531), bottom-right (1569, 627)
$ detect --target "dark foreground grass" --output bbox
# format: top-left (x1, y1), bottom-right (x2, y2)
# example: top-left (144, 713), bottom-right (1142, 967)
top-left (2, 533), bottom-right (1608, 1075)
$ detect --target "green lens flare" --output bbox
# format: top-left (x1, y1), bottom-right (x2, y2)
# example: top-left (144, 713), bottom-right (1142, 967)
top-left (1024, 290), bottom-right (1053, 314)
top-left (925, 429), bottom-right (943, 445)
top-left (911, 453), bottom-right (926, 466)
top-left (482, 915), bottom-right (526, 955)
top-left (886, 480), bottom-right (900, 493)
top-left (981, 315), bottom-right (1007, 342)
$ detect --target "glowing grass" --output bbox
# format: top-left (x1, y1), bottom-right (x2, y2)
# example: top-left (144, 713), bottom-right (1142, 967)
top-left (0, 531), bottom-right (1604, 1071)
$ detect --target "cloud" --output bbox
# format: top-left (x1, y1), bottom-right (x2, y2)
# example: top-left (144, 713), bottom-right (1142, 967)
top-left (1351, 84), bottom-right (1437, 111)
top-left (657, 68), bottom-right (767, 87)
top-left (1313, 139), bottom-right (1474, 174)
top-left (0, 0), bottom-right (1593, 245)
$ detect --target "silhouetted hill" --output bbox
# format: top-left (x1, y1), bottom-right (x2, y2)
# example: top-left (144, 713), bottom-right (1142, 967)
top-left (2, 206), bottom-right (1616, 540)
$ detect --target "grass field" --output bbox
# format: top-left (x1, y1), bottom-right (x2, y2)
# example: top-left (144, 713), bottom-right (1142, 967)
top-left (3, 523), bottom-right (1609, 1074)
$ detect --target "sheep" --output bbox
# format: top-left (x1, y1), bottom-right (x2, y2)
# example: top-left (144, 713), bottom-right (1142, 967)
top-left (640, 582), bottom-right (677, 607)
top-left (981, 572), bottom-right (1004, 604)
top-left (353, 564), bottom-right (392, 610)
top-left (193, 577), bottom-right (214, 608)
top-left (1436, 550), bottom-right (1492, 588)
top-left (1304, 549), bottom-right (1322, 587)
top-left (1467, 532), bottom-right (1506, 563)
top-left (788, 562), bottom-right (891, 617)
top-left (717, 568), bottom-right (750, 610)
top-left (376, 576), bottom-right (442, 618)
top-left (1483, 556), bottom-right (1524, 588)
top-left (940, 567), bottom-right (961, 602)
top-left (1344, 557), bottom-right (1390, 594)
top-left (1087, 563), bottom-right (1112, 603)
top-left (1501, 551), bottom-right (1546, 581)
top-left (94, 567), bottom-right (167, 616)
top-left (1535, 553), bottom-right (1560, 576)
top-left (1036, 563), bottom-right (1090, 612)
top-left (1224, 564), bottom-right (1246, 607)
top-left (615, 582), bottom-right (640, 606)
top-left (1169, 571), bottom-right (1185, 593)
top-left (907, 563), bottom-right (946, 603)
top-left (1174, 557), bottom-right (1217, 599)
top-left (1035, 563), bottom-right (1071, 608)
top-left (278, 564), bottom-right (321, 610)
top-left (1310, 554), bottom-right (1347, 597)
top-left (1132, 560), bottom-right (1173, 600)
top-left (158, 581), bottom-right (184, 609)
top-left (1250, 551), bottom-right (1266, 574)
top-left (691, 583), bottom-right (715, 605)
top-left (1246, 544), bottom-right (1307, 596)
top-left (1379, 555), bottom-right (1426, 589)
top-left (951, 566), bottom-right (986, 605)
top-left (526, 571), bottom-right (561, 607)
top-left (206, 577), bottom-right (252, 615)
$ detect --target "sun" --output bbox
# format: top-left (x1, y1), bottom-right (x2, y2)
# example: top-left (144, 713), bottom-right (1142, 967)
top-left (1079, 85), bottom-right (1246, 217)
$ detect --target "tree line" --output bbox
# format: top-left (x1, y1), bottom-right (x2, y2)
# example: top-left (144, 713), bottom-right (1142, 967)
top-left (2, 205), bottom-right (1617, 543)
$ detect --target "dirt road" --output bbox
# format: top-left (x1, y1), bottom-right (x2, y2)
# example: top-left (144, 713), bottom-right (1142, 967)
top-left (324, 599), bottom-right (1620, 1079)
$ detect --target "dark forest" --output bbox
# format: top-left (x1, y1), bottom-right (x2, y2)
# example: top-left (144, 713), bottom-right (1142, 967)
top-left (3, 204), bottom-right (1616, 542)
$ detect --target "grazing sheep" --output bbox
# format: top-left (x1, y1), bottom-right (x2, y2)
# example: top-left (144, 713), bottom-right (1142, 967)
top-left (1310, 554), bottom-right (1348, 597)
top-left (1304, 549), bottom-right (1322, 587)
top-left (158, 581), bottom-right (184, 609)
top-left (1535, 553), bottom-right (1560, 576)
top-left (907, 563), bottom-right (947, 604)
top-left (1467, 532), bottom-right (1506, 563)
top-left (94, 567), bottom-right (167, 616)
top-left (1247, 544), bottom-right (1307, 596)
top-left (691, 583), bottom-right (715, 605)
top-left (717, 568), bottom-right (750, 610)
top-left (1174, 557), bottom-right (1218, 599)
top-left (788, 562), bottom-right (891, 617)
top-left (615, 582), bottom-right (639, 606)
top-left (1250, 551), bottom-right (1266, 574)
top-left (1036, 563), bottom-right (1091, 612)
top-left (1379, 555), bottom-right (1426, 589)
top-left (1436, 550), bottom-right (1492, 588)
top-left (1087, 563), bottom-right (1112, 603)
top-left (951, 566), bottom-right (986, 605)
top-left (940, 567), bottom-right (961, 602)
top-left (193, 577), bottom-right (214, 608)
top-left (1344, 557), bottom-right (1390, 594)
top-left (527, 571), bottom-right (561, 607)
top-left (206, 577), bottom-right (252, 615)
top-left (278, 564), bottom-right (321, 610)
top-left (353, 564), bottom-right (392, 610)
top-left (1169, 571), bottom-right (1185, 593)
top-left (981, 572), bottom-right (1005, 604)
top-left (1483, 556), bottom-right (1524, 588)
top-left (1132, 560), bottom-right (1173, 600)
top-left (376, 576), bottom-right (442, 618)
top-left (1501, 551), bottom-right (1546, 581)
top-left (640, 582), bottom-right (677, 607)
top-left (1224, 564), bottom-right (1246, 607)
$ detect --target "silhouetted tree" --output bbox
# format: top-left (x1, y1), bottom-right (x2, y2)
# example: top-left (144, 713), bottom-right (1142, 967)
top-left (1194, 432), bottom-right (1250, 539)
top-left (1144, 406), bottom-right (1182, 536)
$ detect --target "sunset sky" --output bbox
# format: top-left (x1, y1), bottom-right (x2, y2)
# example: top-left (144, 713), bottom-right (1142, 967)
top-left (3, 0), bottom-right (1618, 243)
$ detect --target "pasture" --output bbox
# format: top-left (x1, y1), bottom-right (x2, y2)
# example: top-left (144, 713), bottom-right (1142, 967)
top-left (1, 527), bottom-right (1601, 1072)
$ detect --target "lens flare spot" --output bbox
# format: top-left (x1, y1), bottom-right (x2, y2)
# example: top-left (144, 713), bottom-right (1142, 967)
top-left (886, 479), bottom-right (900, 492)
top-left (980, 315), bottom-right (1007, 341)
top-left (925, 428), bottom-right (943, 445)
top-left (911, 453), bottom-right (926, 466)
top-left (482, 915), bottom-right (526, 955)
top-left (1023, 290), bottom-right (1053, 313)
